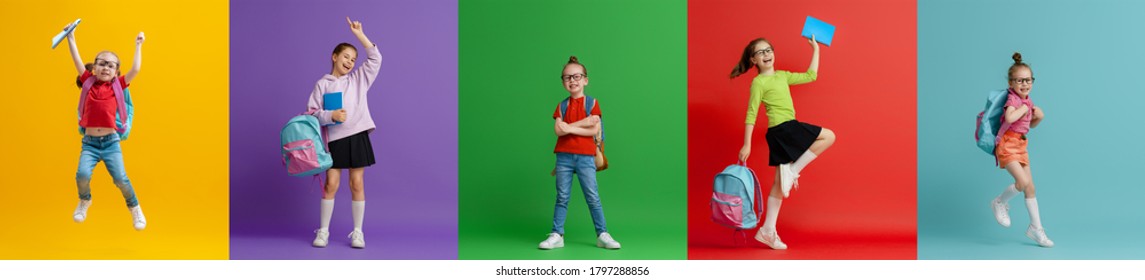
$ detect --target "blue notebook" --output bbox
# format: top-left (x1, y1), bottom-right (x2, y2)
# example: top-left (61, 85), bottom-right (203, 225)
top-left (801, 16), bottom-right (835, 47)
top-left (323, 92), bottom-right (343, 125)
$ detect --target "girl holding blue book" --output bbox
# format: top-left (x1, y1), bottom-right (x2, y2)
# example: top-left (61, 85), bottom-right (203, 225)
top-left (306, 17), bottom-right (382, 249)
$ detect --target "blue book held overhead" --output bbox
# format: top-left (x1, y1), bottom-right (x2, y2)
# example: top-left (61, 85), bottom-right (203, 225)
top-left (323, 92), bottom-right (343, 125)
top-left (801, 16), bottom-right (835, 47)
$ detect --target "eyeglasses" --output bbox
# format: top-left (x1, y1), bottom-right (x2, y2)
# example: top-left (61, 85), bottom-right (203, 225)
top-left (1010, 77), bottom-right (1035, 84)
top-left (752, 47), bottom-right (774, 57)
top-left (95, 59), bottom-right (120, 69)
top-left (561, 73), bottom-right (586, 82)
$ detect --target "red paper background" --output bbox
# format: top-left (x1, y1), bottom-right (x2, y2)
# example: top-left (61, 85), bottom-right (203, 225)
top-left (687, 0), bottom-right (917, 260)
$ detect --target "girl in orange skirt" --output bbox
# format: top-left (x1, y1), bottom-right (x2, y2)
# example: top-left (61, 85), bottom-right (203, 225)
top-left (990, 52), bottom-right (1052, 247)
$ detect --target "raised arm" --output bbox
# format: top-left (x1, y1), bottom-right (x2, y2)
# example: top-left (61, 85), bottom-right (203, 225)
top-left (807, 35), bottom-right (820, 73)
top-left (347, 17), bottom-right (375, 49)
top-left (124, 32), bottom-right (144, 84)
top-left (346, 17), bottom-right (382, 88)
top-left (66, 25), bottom-right (84, 75)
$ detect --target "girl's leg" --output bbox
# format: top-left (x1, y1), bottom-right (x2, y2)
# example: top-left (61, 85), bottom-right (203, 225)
top-left (551, 154), bottom-right (575, 235)
top-left (75, 138), bottom-right (100, 201)
top-left (574, 155), bottom-right (607, 236)
top-left (541, 154), bottom-right (575, 249)
top-left (349, 168), bottom-right (366, 240)
top-left (349, 168), bottom-right (366, 201)
top-left (991, 162), bottom-right (1026, 228)
top-left (1003, 162), bottom-right (1034, 197)
top-left (323, 168), bottom-right (342, 200)
top-left (73, 141), bottom-right (99, 223)
top-left (314, 169), bottom-right (340, 247)
top-left (101, 138), bottom-right (145, 231)
top-left (1006, 162), bottom-right (1052, 246)
top-left (792, 128), bottom-right (835, 175)
top-left (1021, 164), bottom-right (1043, 228)
top-left (756, 168), bottom-right (787, 249)
top-left (101, 141), bottom-right (138, 208)
top-left (763, 168), bottom-right (783, 231)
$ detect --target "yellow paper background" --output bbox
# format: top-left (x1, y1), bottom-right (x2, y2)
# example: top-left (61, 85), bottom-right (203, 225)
top-left (0, 0), bottom-right (229, 259)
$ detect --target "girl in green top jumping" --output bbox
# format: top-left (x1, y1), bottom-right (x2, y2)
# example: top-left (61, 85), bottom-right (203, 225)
top-left (730, 36), bottom-right (836, 250)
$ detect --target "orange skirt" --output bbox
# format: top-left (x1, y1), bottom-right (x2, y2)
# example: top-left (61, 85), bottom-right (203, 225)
top-left (995, 130), bottom-right (1028, 168)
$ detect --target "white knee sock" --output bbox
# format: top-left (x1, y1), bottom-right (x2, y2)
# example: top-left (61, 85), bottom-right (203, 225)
top-left (352, 201), bottom-right (365, 232)
top-left (319, 199), bottom-right (335, 231)
top-left (1025, 198), bottom-right (1042, 229)
top-left (791, 151), bottom-right (818, 175)
top-left (998, 184), bottom-right (1020, 202)
top-left (762, 196), bottom-right (783, 231)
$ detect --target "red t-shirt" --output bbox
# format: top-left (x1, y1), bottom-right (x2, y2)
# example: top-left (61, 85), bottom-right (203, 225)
top-left (77, 71), bottom-right (130, 129)
top-left (552, 96), bottom-right (602, 155)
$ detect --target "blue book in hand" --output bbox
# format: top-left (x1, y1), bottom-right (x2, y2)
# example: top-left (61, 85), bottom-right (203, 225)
top-left (323, 92), bottom-right (343, 125)
top-left (801, 16), bottom-right (835, 47)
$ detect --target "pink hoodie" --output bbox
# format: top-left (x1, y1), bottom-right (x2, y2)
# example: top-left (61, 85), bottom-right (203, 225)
top-left (308, 45), bottom-right (382, 142)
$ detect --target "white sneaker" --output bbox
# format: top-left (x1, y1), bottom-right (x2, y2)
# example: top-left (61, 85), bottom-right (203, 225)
top-left (73, 200), bottom-right (92, 223)
top-left (349, 230), bottom-right (366, 249)
top-left (779, 164), bottom-right (795, 197)
top-left (1026, 225), bottom-right (1054, 248)
top-left (538, 233), bottom-right (564, 250)
top-left (991, 198), bottom-right (1011, 227)
top-left (754, 228), bottom-right (787, 250)
top-left (596, 232), bottom-right (621, 249)
top-left (312, 229), bottom-right (330, 248)
top-left (129, 205), bottom-right (146, 231)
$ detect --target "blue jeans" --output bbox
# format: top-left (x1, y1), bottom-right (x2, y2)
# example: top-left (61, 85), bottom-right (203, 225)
top-left (551, 153), bottom-right (608, 235)
top-left (75, 134), bottom-right (139, 207)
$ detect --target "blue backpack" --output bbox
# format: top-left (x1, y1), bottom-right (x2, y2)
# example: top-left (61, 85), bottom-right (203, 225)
top-left (281, 114), bottom-right (332, 177)
top-left (711, 163), bottom-right (764, 231)
top-left (975, 89), bottom-right (1012, 155)
top-left (77, 76), bottom-right (134, 140)
top-left (559, 96), bottom-right (608, 171)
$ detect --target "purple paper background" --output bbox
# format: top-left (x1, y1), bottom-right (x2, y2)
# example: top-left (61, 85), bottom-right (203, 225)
top-left (229, 0), bottom-right (457, 260)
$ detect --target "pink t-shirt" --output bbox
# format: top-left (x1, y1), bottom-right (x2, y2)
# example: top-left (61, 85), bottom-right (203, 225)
top-left (1003, 89), bottom-right (1035, 134)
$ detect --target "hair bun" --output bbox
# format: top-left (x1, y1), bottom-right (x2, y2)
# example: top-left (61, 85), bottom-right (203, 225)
top-left (568, 56), bottom-right (579, 63)
top-left (1012, 52), bottom-right (1023, 64)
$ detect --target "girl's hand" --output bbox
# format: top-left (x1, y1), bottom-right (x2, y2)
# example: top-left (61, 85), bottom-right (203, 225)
top-left (808, 34), bottom-right (819, 50)
top-left (586, 115), bottom-right (600, 125)
top-left (347, 17), bottom-right (364, 35)
top-left (1032, 105), bottom-right (1044, 119)
top-left (66, 22), bottom-right (77, 39)
top-left (738, 145), bottom-right (751, 163)
top-left (136, 32), bottom-right (145, 45)
top-left (332, 109), bottom-right (348, 122)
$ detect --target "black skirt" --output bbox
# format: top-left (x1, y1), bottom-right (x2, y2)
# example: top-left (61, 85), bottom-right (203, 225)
top-left (328, 130), bottom-right (376, 169)
top-left (765, 120), bottom-right (822, 166)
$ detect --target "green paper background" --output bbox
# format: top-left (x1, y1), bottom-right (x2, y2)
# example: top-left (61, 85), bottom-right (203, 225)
top-left (458, 0), bottom-right (687, 260)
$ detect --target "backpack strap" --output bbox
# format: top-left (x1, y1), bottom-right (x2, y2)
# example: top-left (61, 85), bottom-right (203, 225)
top-left (994, 89), bottom-right (1017, 144)
top-left (78, 77), bottom-right (96, 119)
top-left (584, 96), bottom-right (605, 148)
top-left (558, 97), bottom-right (571, 121)
top-left (584, 96), bottom-right (594, 116)
top-left (111, 78), bottom-right (129, 134)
